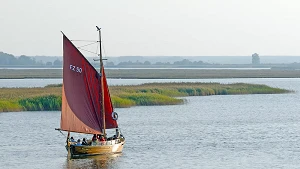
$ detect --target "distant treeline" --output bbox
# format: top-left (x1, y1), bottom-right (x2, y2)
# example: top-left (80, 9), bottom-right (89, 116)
top-left (0, 52), bottom-right (62, 67)
top-left (2, 51), bottom-right (300, 69)
top-left (0, 51), bottom-right (210, 67)
top-left (106, 59), bottom-right (210, 67)
top-left (0, 51), bottom-right (213, 68)
top-left (103, 59), bottom-right (211, 68)
top-left (0, 51), bottom-right (212, 68)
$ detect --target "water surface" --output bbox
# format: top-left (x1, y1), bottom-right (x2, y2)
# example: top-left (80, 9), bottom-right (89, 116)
top-left (0, 78), bottom-right (300, 168)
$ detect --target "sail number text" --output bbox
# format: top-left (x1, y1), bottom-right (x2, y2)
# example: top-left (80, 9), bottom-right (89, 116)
top-left (70, 64), bottom-right (82, 73)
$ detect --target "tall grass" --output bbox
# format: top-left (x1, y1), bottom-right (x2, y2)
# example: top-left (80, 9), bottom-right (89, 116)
top-left (111, 82), bottom-right (291, 97)
top-left (111, 96), bottom-right (135, 108)
top-left (118, 93), bottom-right (183, 106)
top-left (18, 95), bottom-right (61, 111)
top-left (0, 100), bottom-right (22, 112)
top-left (0, 82), bottom-right (292, 112)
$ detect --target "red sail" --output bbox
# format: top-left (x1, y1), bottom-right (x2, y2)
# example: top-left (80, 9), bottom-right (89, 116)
top-left (102, 66), bottom-right (118, 129)
top-left (60, 34), bottom-right (118, 134)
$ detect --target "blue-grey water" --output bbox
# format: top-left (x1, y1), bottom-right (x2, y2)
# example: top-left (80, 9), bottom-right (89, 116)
top-left (0, 78), bottom-right (300, 168)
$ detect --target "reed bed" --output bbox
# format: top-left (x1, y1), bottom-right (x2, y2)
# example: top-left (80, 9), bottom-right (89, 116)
top-left (0, 100), bottom-right (22, 112)
top-left (110, 82), bottom-right (290, 96)
top-left (0, 82), bottom-right (292, 112)
top-left (18, 95), bottom-right (62, 111)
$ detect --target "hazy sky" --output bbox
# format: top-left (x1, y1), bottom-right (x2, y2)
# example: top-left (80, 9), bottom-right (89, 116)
top-left (1, 0), bottom-right (300, 57)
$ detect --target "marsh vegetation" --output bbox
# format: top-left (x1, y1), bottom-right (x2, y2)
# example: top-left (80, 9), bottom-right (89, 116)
top-left (0, 82), bottom-right (291, 112)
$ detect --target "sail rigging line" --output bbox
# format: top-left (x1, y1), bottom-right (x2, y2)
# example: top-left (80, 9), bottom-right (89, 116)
top-left (76, 47), bottom-right (98, 55)
top-left (96, 42), bottom-right (99, 58)
top-left (74, 41), bottom-right (99, 55)
top-left (57, 129), bottom-right (68, 138)
top-left (101, 40), bottom-right (107, 59)
top-left (71, 40), bottom-right (97, 42)
top-left (77, 42), bottom-right (98, 48)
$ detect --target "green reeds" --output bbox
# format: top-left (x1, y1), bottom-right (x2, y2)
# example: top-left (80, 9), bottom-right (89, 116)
top-left (111, 96), bottom-right (135, 108)
top-left (118, 93), bottom-right (183, 106)
top-left (18, 95), bottom-right (62, 111)
top-left (0, 82), bottom-right (292, 112)
top-left (111, 82), bottom-right (290, 97)
top-left (0, 100), bottom-right (22, 112)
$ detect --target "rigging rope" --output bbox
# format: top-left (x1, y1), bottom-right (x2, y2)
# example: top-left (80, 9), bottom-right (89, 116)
top-left (96, 41), bottom-right (99, 57)
top-left (71, 39), bottom-right (99, 55)
top-left (77, 47), bottom-right (98, 55)
top-left (57, 129), bottom-right (67, 138)
top-left (70, 38), bottom-right (108, 60)
top-left (77, 42), bottom-right (98, 48)
top-left (71, 40), bottom-right (97, 42)
top-left (102, 41), bottom-right (107, 58)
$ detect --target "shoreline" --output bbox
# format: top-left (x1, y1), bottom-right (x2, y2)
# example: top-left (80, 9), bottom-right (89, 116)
top-left (1, 69), bottom-right (300, 79)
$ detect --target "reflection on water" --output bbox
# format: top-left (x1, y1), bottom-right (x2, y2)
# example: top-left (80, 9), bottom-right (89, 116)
top-left (64, 153), bottom-right (122, 169)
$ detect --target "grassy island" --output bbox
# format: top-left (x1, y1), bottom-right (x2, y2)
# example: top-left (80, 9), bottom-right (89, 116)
top-left (0, 82), bottom-right (292, 112)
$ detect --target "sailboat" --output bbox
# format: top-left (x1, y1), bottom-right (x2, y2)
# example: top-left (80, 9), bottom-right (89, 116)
top-left (57, 26), bottom-right (125, 156)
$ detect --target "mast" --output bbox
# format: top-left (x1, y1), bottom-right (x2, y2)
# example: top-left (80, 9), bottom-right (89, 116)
top-left (96, 26), bottom-right (106, 136)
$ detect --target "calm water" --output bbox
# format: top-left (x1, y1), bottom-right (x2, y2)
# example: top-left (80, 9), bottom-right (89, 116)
top-left (1, 78), bottom-right (300, 168)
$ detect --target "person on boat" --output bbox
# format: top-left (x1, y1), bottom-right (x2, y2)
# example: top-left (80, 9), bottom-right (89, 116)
top-left (116, 129), bottom-right (120, 138)
top-left (99, 135), bottom-right (106, 144)
top-left (91, 135), bottom-right (97, 146)
top-left (97, 134), bottom-right (104, 141)
top-left (69, 137), bottom-right (75, 142)
top-left (82, 138), bottom-right (88, 145)
top-left (76, 139), bottom-right (81, 146)
top-left (100, 135), bottom-right (106, 141)
top-left (92, 134), bottom-right (97, 141)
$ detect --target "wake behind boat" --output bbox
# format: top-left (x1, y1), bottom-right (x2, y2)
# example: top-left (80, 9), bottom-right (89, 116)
top-left (56, 26), bottom-right (125, 156)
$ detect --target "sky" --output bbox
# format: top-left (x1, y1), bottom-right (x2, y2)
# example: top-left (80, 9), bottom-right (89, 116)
top-left (1, 0), bottom-right (300, 57)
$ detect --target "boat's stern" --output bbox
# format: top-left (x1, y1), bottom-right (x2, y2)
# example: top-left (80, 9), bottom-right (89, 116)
top-left (69, 139), bottom-right (125, 156)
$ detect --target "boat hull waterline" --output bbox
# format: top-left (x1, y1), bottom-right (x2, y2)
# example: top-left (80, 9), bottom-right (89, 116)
top-left (69, 140), bottom-right (125, 156)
